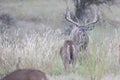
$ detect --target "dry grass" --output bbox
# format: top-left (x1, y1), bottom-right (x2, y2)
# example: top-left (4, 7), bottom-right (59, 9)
top-left (0, 0), bottom-right (120, 80)
top-left (0, 22), bottom-right (66, 73)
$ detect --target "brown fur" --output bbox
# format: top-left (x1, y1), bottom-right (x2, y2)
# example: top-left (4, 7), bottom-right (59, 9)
top-left (1, 69), bottom-right (48, 80)
top-left (60, 40), bottom-right (77, 72)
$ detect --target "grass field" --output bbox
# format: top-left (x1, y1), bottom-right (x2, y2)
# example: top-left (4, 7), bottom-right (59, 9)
top-left (0, 0), bottom-right (120, 80)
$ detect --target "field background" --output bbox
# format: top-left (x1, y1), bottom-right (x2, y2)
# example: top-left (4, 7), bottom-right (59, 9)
top-left (0, 0), bottom-right (120, 80)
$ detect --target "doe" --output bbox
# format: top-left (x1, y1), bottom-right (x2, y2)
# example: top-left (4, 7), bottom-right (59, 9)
top-left (1, 69), bottom-right (48, 80)
top-left (60, 40), bottom-right (77, 72)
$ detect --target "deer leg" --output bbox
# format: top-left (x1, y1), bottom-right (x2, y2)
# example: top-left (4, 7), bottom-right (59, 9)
top-left (84, 46), bottom-right (89, 59)
top-left (64, 59), bottom-right (70, 73)
top-left (77, 51), bottom-right (83, 65)
top-left (72, 58), bottom-right (76, 73)
top-left (83, 47), bottom-right (89, 65)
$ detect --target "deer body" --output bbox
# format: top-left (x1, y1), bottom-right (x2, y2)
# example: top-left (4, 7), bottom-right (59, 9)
top-left (1, 69), bottom-right (48, 80)
top-left (60, 40), bottom-right (77, 72)
top-left (65, 5), bottom-right (99, 59)
top-left (70, 26), bottom-right (89, 51)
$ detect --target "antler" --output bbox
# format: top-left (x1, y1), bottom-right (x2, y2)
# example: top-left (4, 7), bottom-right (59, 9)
top-left (65, 8), bottom-right (80, 27)
top-left (65, 5), bottom-right (98, 27)
top-left (85, 5), bottom-right (99, 26)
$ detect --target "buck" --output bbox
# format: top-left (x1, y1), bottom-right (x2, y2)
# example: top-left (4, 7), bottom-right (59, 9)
top-left (1, 69), bottom-right (48, 80)
top-left (65, 5), bottom-right (99, 58)
top-left (60, 40), bottom-right (77, 72)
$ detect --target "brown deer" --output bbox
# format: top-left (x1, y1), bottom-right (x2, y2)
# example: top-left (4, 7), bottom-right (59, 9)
top-left (60, 40), bottom-right (77, 72)
top-left (1, 69), bottom-right (48, 80)
top-left (65, 5), bottom-right (99, 59)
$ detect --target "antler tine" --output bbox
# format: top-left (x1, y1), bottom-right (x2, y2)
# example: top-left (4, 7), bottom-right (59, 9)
top-left (86, 5), bottom-right (99, 26)
top-left (65, 8), bottom-right (80, 27)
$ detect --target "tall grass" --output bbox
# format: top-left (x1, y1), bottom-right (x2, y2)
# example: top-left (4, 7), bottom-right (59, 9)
top-left (86, 28), bottom-right (120, 80)
top-left (0, 23), bottom-right (68, 74)
top-left (0, 0), bottom-right (120, 80)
